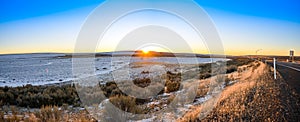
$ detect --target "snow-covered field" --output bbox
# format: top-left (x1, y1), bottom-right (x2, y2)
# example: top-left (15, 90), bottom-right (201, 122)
top-left (0, 53), bottom-right (228, 87)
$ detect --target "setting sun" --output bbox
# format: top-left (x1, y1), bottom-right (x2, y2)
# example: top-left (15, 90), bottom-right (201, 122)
top-left (142, 49), bottom-right (150, 54)
top-left (139, 45), bottom-right (170, 54)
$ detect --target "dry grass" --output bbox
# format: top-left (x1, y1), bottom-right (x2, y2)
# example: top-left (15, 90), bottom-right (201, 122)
top-left (1, 105), bottom-right (96, 122)
top-left (196, 84), bottom-right (209, 98)
top-left (179, 62), bottom-right (300, 121)
top-left (109, 95), bottom-right (145, 114)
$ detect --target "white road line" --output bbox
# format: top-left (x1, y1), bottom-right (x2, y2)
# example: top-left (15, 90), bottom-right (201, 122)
top-left (277, 63), bottom-right (300, 72)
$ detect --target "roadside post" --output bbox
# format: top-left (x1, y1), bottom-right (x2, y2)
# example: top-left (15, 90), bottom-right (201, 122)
top-left (274, 58), bottom-right (276, 79)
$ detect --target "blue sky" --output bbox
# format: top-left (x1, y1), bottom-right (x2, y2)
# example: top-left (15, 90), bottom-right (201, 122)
top-left (196, 0), bottom-right (300, 23)
top-left (0, 0), bottom-right (299, 55)
top-left (0, 0), bottom-right (104, 23)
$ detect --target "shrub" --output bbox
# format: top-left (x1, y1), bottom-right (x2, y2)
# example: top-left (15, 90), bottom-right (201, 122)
top-left (133, 78), bottom-right (151, 88)
top-left (224, 76), bottom-right (233, 86)
top-left (109, 95), bottom-right (144, 114)
top-left (226, 65), bottom-right (237, 73)
top-left (197, 85), bottom-right (208, 97)
top-left (165, 80), bottom-right (181, 93)
top-left (0, 85), bottom-right (79, 108)
top-left (199, 73), bottom-right (211, 79)
top-left (164, 71), bottom-right (181, 93)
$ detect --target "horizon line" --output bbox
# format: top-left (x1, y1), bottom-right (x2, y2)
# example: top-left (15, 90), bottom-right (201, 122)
top-left (0, 51), bottom-right (298, 57)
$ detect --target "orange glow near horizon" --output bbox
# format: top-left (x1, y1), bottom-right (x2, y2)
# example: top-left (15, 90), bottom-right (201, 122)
top-left (0, 48), bottom-right (299, 56)
top-left (142, 49), bottom-right (150, 54)
top-left (139, 45), bottom-right (170, 54)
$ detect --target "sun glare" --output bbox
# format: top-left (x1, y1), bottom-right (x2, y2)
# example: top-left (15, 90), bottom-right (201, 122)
top-left (140, 45), bottom-right (169, 54)
top-left (142, 49), bottom-right (149, 54)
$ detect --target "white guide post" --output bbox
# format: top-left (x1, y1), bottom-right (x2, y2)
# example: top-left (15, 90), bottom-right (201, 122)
top-left (274, 58), bottom-right (276, 79)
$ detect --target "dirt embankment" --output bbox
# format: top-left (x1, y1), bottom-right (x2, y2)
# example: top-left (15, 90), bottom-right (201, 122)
top-left (180, 61), bottom-right (300, 121)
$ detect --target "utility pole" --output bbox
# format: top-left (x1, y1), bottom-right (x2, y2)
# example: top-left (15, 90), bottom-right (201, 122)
top-left (256, 49), bottom-right (262, 61)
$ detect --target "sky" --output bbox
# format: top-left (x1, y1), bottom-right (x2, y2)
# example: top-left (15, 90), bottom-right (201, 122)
top-left (0, 0), bottom-right (299, 56)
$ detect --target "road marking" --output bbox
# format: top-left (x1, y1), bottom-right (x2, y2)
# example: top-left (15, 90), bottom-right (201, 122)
top-left (277, 63), bottom-right (300, 72)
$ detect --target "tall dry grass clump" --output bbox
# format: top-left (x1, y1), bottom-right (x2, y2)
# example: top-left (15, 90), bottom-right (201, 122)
top-left (35, 105), bottom-right (62, 122)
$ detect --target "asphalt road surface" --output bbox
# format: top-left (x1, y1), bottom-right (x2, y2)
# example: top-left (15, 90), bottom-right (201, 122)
top-left (267, 61), bottom-right (300, 95)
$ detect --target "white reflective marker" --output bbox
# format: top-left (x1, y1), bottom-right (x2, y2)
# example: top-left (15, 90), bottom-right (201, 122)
top-left (274, 58), bottom-right (276, 79)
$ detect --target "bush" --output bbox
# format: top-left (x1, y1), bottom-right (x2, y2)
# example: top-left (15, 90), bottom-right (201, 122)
top-left (227, 58), bottom-right (253, 67)
top-left (133, 78), bottom-right (151, 88)
top-left (165, 80), bottom-right (181, 93)
top-left (0, 85), bottom-right (79, 108)
top-left (164, 71), bottom-right (181, 93)
top-left (224, 76), bottom-right (233, 86)
top-left (199, 73), bottom-right (211, 79)
top-left (197, 85), bottom-right (208, 97)
top-left (109, 95), bottom-right (144, 114)
top-left (226, 65), bottom-right (237, 73)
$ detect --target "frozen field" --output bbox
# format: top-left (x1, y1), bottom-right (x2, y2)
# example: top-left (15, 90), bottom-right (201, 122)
top-left (0, 53), bottom-right (228, 87)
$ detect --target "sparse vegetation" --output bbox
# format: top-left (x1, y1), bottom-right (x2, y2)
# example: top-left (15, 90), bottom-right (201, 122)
top-left (0, 84), bottom-right (79, 108)
top-left (133, 78), bottom-right (151, 88)
top-left (197, 84), bottom-right (209, 97)
top-left (226, 65), bottom-right (238, 73)
top-left (199, 72), bottom-right (211, 79)
top-left (1, 105), bottom-right (96, 122)
top-left (37, 105), bottom-right (62, 122)
top-left (0, 59), bottom-right (300, 122)
top-left (180, 62), bottom-right (300, 121)
top-left (109, 95), bottom-right (145, 114)
top-left (224, 75), bottom-right (234, 86)
top-left (165, 71), bottom-right (181, 93)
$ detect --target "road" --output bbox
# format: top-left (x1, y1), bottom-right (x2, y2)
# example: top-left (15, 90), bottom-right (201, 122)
top-left (267, 61), bottom-right (300, 95)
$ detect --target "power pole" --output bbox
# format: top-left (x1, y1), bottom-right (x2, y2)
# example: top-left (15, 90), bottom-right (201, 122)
top-left (256, 49), bottom-right (262, 61)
